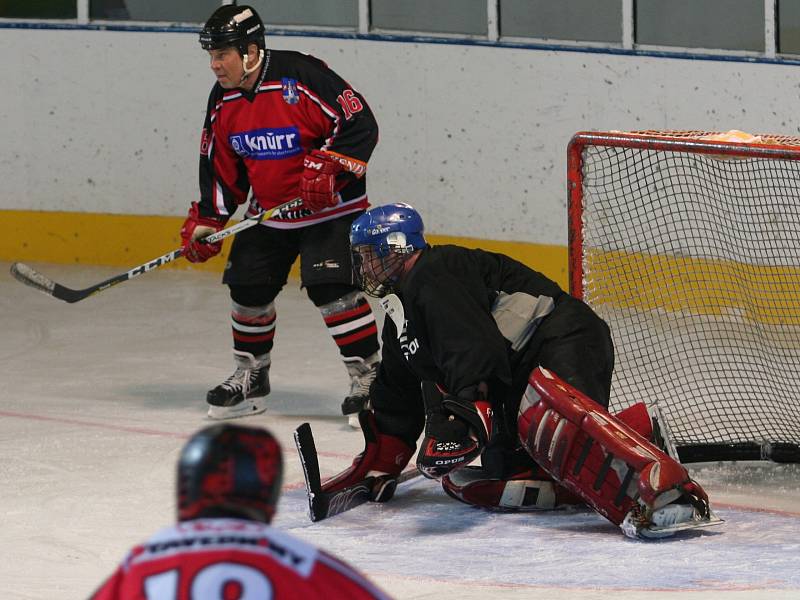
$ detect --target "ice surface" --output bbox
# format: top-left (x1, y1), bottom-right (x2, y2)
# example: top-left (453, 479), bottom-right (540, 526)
top-left (1, 263), bottom-right (798, 600)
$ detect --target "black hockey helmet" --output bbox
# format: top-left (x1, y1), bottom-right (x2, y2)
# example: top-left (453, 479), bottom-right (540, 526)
top-left (177, 424), bottom-right (283, 524)
top-left (199, 4), bottom-right (266, 55)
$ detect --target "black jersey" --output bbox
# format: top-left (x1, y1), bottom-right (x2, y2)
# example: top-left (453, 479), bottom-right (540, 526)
top-left (372, 245), bottom-right (612, 424)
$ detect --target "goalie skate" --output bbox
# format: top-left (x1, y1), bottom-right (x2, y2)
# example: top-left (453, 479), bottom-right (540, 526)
top-left (622, 503), bottom-right (724, 539)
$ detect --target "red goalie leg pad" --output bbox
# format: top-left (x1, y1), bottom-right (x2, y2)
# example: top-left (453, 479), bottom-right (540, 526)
top-left (441, 465), bottom-right (582, 511)
top-left (517, 367), bottom-right (704, 527)
top-left (322, 411), bottom-right (415, 495)
top-left (614, 402), bottom-right (653, 441)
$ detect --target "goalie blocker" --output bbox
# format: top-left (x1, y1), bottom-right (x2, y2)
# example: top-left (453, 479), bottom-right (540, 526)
top-left (321, 410), bottom-right (415, 502)
top-left (518, 367), bottom-right (721, 538)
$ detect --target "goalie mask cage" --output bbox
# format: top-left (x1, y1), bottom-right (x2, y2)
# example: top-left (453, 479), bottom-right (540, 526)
top-left (568, 130), bottom-right (800, 463)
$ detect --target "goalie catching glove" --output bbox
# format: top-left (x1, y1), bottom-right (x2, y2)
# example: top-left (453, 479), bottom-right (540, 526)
top-left (300, 150), bottom-right (344, 213)
top-left (180, 202), bottom-right (226, 263)
top-left (321, 410), bottom-right (415, 502)
top-left (416, 383), bottom-right (494, 479)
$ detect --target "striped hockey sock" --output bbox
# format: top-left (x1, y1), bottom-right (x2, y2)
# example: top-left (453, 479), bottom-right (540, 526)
top-left (319, 291), bottom-right (379, 359)
top-left (231, 300), bottom-right (276, 358)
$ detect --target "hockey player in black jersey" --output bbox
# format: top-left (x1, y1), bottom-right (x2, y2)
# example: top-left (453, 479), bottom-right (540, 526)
top-left (319, 203), bottom-right (720, 539)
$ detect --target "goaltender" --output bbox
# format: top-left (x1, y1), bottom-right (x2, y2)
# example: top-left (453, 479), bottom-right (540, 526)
top-left (319, 203), bottom-right (720, 539)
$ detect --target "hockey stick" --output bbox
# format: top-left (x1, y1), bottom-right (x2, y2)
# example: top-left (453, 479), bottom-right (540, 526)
top-left (294, 421), bottom-right (421, 522)
top-left (9, 197), bottom-right (303, 303)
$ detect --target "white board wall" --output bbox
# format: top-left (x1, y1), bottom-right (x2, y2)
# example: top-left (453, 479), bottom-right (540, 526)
top-left (1, 28), bottom-right (797, 246)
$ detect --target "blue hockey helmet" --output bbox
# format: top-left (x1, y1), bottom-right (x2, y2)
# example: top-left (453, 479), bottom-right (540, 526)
top-left (350, 203), bottom-right (427, 296)
top-left (350, 203), bottom-right (426, 257)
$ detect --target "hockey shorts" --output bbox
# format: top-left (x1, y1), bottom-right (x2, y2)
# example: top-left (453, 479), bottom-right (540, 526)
top-left (223, 213), bottom-right (361, 288)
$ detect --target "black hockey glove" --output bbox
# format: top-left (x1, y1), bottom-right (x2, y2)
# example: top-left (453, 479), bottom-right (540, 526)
top-left (416, 383), bottom-right (493, 479)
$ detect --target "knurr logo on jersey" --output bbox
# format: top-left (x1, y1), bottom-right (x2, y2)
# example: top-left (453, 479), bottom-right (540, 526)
top-left (229, 127), bottom-right (302, 160)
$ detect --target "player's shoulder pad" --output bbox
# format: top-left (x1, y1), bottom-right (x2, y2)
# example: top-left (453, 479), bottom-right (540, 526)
top-left (268, 49), bottom-right (332, 80)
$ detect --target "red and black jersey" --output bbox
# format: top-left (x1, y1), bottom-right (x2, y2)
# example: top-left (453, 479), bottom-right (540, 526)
top-left (198, 50), bottom-right (379, 229)
top-left (89, 518), bottom-right (391, 600)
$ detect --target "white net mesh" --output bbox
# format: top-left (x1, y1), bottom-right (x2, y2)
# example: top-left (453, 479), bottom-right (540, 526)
top-left (572, 131), bottom-right (800, 462)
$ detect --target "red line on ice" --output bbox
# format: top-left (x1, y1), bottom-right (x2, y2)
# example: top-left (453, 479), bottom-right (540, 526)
top-left (0, 410), bottom-right (351, 459)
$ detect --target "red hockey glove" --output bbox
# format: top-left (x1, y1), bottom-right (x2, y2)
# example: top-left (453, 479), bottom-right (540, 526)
top-left (322, 411), bottom-right (415, 502)
top-left (180, 202), bottom-right (226, 263)
top-left (417, 383), bottom-right (494, 480)
top-left (300, 150), bottom-right (343, 213)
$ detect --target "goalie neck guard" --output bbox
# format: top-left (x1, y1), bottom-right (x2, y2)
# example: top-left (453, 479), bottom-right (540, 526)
top-left (177, 424), bottom-right (283, 524)
top-left (350, 203), bottom-right (428, 297)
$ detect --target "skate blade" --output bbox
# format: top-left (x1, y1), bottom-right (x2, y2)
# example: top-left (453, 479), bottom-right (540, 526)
top-left (637, 510), bottom-right (724, 539)
top-left (207, 397), bottom-right (268, 420)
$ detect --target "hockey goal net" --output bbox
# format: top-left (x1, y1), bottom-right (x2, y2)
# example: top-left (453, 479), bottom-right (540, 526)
top-left (568, 130), bottom-right (800, 463)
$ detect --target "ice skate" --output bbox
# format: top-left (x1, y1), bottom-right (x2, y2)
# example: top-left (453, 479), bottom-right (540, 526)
top-left (207, 351), bottom-right (270, 420)
top-left (341, 352), bottom-right (379, 428)
top-left (621, 502), bottom-right (724, 539)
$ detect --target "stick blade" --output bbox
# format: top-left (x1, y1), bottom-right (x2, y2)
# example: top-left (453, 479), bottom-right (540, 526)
top-left (294, 423), bottom-right (325, 521)
top-left (293, 421), bottom-right (422, 523)
top-left (10, 262), bottom-right (56, 295)
top-left (10, 262), bottom-right (85, 303)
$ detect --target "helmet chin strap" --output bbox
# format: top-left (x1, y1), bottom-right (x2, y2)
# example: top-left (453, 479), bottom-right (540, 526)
top-left (240, 48), bottom-right (264, 85)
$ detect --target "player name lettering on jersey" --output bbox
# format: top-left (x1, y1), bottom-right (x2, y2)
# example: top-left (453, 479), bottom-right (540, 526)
top-left (141, 534), bottom-right (304, 569)
top-left (130, 521), bottom-right (318, 578)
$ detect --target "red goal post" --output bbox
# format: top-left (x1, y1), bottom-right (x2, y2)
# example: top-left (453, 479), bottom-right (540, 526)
top-left (567, 130), bottom-right (800, 463)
